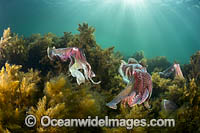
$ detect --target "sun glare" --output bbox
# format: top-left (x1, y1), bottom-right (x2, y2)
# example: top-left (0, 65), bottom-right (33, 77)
top-left (123, 0), bottom-right (146, 6)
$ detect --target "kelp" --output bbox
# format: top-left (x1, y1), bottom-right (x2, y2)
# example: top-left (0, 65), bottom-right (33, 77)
top-left (0, 24), bottom-right (199, 132)
top-left (0, 28), bottom-right (28, 67)
top-left (147, 56), bottom-right (172, 73)
top-left (28, 74), bottom-right (105, 132)
top-left (131, 51), bottom-right (172, 74)
top-left (26, 33), bottom-right (65, 75)
top-left (189, 51), bottom-right (200, 83)
top-left (131, 50), bottom-right (145, 61)
top-left (0, 63), bottom-right (41, 132)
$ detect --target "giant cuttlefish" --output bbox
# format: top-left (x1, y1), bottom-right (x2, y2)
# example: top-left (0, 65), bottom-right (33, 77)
top-left (47, 47), bottom-right (101, 85)
top-left (159, 63), bottom-right (184, 79)
top-left (106, 58), bottom-right (152, 109)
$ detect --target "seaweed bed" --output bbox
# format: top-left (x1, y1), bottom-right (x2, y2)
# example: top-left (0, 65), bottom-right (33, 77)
top-left (0, 23), bottom-right (200, 133)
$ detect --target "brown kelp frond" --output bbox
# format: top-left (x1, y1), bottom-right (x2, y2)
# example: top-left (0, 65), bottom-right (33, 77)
top-left (0, 63), bottom-right (41, 132)
top-left (28, 74), bottom-right (105, 132)
top-left (0, 27), bottom-right (11, 45)
top-left (0, 28), bottom-right (28, 67)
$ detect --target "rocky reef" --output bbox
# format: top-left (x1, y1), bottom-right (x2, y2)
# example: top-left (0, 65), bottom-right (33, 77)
top-left (0, 23), bottom-right (199, 132)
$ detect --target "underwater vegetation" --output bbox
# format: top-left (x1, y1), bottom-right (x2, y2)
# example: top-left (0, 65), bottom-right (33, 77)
top-left (0, 28), bottom-right (28, 68)
top-left (0, 23), bottom-right (200, 132)
top-left (0, 63), bottom-right (41, 132)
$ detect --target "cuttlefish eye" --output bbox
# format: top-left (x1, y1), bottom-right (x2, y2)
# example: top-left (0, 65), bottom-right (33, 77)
top-left (73, 47), bottom-right (78, 51)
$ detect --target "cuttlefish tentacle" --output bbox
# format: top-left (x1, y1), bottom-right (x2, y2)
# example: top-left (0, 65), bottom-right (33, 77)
top-left (138, 88), bottom-right (149, 105)
top-left (129, 94), bottom-right (142, 107)
top-left (127, 91), bottom-right (136, 106)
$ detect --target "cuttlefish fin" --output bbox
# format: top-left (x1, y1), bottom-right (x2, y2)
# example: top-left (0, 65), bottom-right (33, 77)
top-left (106, 82), bottom-right (133, 109)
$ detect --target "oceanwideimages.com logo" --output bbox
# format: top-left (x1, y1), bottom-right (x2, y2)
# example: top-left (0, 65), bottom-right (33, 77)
top-left (25, 115), bottom-right (175, 129)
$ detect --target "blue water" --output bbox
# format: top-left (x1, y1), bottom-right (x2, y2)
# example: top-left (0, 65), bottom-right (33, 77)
top-left (1, 0), bottom-right (200, 63)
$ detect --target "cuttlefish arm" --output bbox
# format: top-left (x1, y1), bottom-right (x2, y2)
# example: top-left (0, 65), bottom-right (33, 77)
top-left (119, 60), bottom-right (146, 84)
top-left (128, 71), bottom-right (153, 108)
top-left (174, 64), bottom-right (184, 78)
top-left (80, 60), bottom-right (101, 84)
top-left (47, 47), bottom-right (54, 61)
top-left (68, 56), bottom-right (101, 85)
top-left (69, 59), bottom-right (85, 85)
top-left (119, 60), bottom-right (130, 84)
